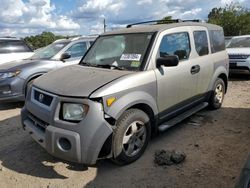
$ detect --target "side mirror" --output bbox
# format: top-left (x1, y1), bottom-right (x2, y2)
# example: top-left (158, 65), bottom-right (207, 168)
top-left (60, 53), bottom-right (71, 61)
top-left (156, 55), bottom-right (179, 68)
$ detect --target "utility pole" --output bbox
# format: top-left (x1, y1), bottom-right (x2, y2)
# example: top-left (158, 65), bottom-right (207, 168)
top-left (103, 18), bottom-right (106, 32)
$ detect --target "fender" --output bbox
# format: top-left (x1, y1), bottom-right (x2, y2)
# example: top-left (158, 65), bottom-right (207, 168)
top-left (22, 72), bottom-right (47, 94)
top-left (104, 91), bottom-right (159, 120)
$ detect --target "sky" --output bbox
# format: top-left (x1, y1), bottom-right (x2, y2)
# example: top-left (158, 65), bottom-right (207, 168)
top-left (0, 0), bottom-right (249, 37)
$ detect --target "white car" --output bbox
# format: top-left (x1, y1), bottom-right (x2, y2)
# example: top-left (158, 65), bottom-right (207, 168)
top-left (0, 37), bottom-right (34, 65)
top-left (226, 35), bottom-right (250, 73)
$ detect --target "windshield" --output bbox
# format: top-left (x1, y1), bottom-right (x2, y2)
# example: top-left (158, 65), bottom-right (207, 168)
top-left (31, 42), bottom-right (69, 59)
top-left (81, 33), bottom-right (153, 71)
top-left (227, 37), bottom-right (250, 48)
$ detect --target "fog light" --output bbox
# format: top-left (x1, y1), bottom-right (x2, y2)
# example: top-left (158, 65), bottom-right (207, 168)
top-left (58, 137), bottom-right (71, 151)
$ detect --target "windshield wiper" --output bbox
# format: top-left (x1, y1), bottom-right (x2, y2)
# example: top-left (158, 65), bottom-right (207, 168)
top-left (97, 64), bottom-right (126, 70)
top-left (81, 62), bottom-right (125, 70)
top-left (81, 62), bottom-right (98, 67)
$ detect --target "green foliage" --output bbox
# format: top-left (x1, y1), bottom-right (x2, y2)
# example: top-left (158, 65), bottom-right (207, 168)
top-left (157, 16), bottom-right (173, 24)
top-left (24, 32), bottom-right (65, 49)
top-left (208, 2), bottom-right (250, 36)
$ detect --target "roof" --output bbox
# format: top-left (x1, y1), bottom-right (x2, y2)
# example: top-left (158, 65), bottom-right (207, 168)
top-left (101, 22), bottom-right (222, 36)
top-left (54, 35), bottom-right (97, 43)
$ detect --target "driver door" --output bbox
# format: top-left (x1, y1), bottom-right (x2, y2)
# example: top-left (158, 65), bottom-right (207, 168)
top-left (154, 29), bottom-right (198, 122)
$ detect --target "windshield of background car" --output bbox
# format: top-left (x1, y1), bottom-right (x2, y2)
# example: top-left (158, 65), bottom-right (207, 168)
top-left (227, 37), bottom-right (250, 48)
top-left (81, 33), bottom-right (153, 71)
top-left (31, 42), bottom-right (69, 59)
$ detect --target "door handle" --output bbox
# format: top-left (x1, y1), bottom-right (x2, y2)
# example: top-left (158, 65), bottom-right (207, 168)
top-left (191, 65), bottom-right (200, 74)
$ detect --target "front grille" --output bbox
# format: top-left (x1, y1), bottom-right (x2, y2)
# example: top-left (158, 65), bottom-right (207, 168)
top-left (34, 89), bottom-right (53, 106)
top-left (229, 54), bottom-right (250, 60)
top-left (28, 113), bottom-right (48, 132)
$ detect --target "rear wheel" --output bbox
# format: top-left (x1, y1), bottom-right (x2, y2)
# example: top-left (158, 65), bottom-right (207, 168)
top-left (209, 78), bottom-right (225, 109)
top-left (112, 109), bottom-right (151, 165)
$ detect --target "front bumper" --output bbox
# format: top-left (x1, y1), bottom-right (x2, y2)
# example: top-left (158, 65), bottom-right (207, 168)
top-left (229, 58), bottom-right (250, 72)
top-left (0, 76), bottom-right (25, 101)
top-left (21, 87), bottom-right (113, 165)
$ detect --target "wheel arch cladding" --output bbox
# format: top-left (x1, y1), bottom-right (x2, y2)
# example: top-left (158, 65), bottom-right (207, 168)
top-left (209, 66), bottom-right (228, 93)
top-left (218, 73), bottom-right (228, 93)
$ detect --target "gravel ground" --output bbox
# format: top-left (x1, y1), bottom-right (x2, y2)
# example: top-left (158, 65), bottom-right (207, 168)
top-left (0, 74), bottom-right (249, 188)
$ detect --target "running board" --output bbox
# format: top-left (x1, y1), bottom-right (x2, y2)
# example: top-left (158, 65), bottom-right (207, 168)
top-left (158, 102), bottom-right (208, 132)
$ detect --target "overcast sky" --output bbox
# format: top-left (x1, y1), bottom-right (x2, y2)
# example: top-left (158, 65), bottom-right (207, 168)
top-left (0, 0), bottom-right (249, 37)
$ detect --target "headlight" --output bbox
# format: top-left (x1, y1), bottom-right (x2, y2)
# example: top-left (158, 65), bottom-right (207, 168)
top-left (62, 103), bottom-right (88, 122)
top-left (0, 70), bottom-right (21, 80)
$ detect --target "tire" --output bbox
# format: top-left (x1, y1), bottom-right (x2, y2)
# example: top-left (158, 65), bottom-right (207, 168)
top-left (112, 109), bottom-right (151, 165)
top-left (209, 78), bottom-right (225, 109)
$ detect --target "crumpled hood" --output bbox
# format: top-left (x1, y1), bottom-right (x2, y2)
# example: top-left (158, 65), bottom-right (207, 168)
top-left (0, 59), bottom-right (50, 72)
top-left (33, 65), bottom-right (132, 97)
top-left (226, 48), bottom-right (250, 55)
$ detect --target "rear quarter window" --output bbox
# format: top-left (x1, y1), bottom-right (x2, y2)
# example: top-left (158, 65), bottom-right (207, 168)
top-left (0, 40), bottom-right (32, 54)
top-left (209, 30), bottom-right (225, 53)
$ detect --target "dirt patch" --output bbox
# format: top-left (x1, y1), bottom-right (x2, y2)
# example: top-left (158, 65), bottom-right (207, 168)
top-left (154, 150), bottom-right (186, 166)
top-left (0, 74), bottom-right (250, 188)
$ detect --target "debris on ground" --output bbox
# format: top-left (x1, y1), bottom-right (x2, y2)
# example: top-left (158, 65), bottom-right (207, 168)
top-left (154, 149), bottom-right (186, 167)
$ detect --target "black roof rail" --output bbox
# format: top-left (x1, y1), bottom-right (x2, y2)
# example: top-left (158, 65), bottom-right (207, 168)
top-left (126, 19), bottom-right (202, 28)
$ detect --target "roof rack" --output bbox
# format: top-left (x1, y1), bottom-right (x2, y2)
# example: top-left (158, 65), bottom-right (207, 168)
top-left (126, 19), bottom-right (201, 28)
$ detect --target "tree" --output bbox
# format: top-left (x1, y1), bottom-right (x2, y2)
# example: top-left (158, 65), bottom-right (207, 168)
top-left (157, 16), bottom-right (173, 24)
top-left (208, 2), bottom-right (250, 36)
top-left (24, 32), bottom-right (65, 49)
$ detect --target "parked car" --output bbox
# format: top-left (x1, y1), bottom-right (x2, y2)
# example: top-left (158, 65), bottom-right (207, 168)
top-left (225, 36), bottom-right (232, 46)
top-left (0, 36), bottom-right (96, 102)
top-left (226, 35), bottom-right (250, 73)
top-left (21, 20), bottom-right (229, 165)
top-left (0, 37), bottom-right (34, 65)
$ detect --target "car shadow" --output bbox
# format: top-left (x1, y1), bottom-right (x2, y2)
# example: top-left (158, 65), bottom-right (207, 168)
top-left (0, 114), bottom-right (88, 179)
top-left (0, 102), bottom-right (24, 111)
top-left (229, 73), bottom-right (250, 81)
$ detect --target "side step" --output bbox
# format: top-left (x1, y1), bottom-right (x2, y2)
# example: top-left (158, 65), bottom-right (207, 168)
top-left (158, 102), bottom-right (208, 132)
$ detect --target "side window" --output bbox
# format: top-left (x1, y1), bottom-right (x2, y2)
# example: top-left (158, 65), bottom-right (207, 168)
top-left (209, 30), bottom-right (225, 53)
top-left (65, 42), bottom-right (88, 58)
top-left (0, 40), bottom-right (32, 53)
top-left (159, 32), bottom-right (191, 61)
top-left (194, 31), bottom-right (209, 56)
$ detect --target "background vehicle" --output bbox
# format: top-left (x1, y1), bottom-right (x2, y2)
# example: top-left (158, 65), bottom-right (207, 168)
top-left (0, 37), bottom-right (34, 65)
top-left (225, 36), bottom-right (232, 46)
top-left (0, 36), bottom-right (96, 102)
top-left (226, 35), bottom-right (250, 73)
top-left (21, 20), bottom-right (229, 165)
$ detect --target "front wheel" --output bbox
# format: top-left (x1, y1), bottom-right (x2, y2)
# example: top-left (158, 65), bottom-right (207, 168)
top-left (209, 78), bottom-right (225, 109)
top-left (112, 109), bottom-right (151, 165)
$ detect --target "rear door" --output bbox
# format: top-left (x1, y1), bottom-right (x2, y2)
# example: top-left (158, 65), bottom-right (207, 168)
top-left (153, 27), bottom-right (198, 121)
top-left (191, 27), bottom-right (214, 95)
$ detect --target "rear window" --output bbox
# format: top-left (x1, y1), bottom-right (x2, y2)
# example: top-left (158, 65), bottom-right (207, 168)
top-left (0, 40), bottom-right (32, 53)
top-left (209, 30), bottom-right (225, 53)
top-left (194, 31), bottom-right (209, 56)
